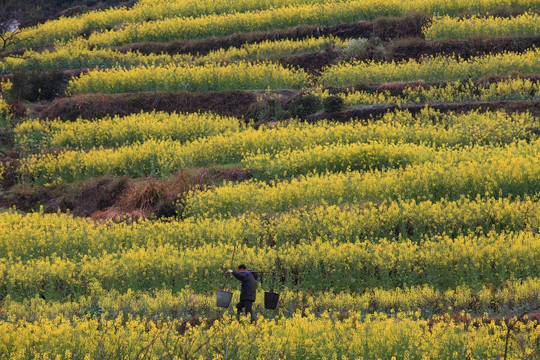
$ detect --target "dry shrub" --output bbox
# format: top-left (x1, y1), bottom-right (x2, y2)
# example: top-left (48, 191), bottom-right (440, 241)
top-left (122, 179), bottom-right (166, 211)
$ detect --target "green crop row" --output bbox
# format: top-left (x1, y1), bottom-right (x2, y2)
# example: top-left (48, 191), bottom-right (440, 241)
top-left (423, 12), bottom-right (540, 40)
top-left (14, 0), bottom-right (350, 49)
top-left (319, 48), bottom-right (540, 85)
top-left (0, 231), bottom-right (538, 299)
top-left (15, 111), bottom-right (243, 153)
top-left (64, 49), bottom-right (540, 94)
top-left (17, 109), bottom-right (539, 184)
top-left (1, 36), bottom-right (343, 75)
top-left (0, 310), bottom-right (538, 360)
top-left (184, 145), bottom-right (539, 218)
top-left (15, 0), bottom-right (540, 49)
top-left (66, 61), bottom-right (310, 95)
top-left (2, 277), bottom-right (539, 321)
top-left (312, 77), bottom-right (540, 107)
top-left (1, 196), bottom-right (538, 260)
top-left (84, 0), bottom-right (540, 48)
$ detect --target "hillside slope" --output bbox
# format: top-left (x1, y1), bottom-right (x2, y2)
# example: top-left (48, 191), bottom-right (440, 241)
top-left (0, 0), bottom-right (539, 358)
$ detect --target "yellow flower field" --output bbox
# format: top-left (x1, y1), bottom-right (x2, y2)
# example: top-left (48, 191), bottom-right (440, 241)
top-left (1, 0), bottom-right (540, 357)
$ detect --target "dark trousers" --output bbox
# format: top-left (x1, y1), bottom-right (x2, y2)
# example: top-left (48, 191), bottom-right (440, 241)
top-left (236, 300), bottom-right (256, 322)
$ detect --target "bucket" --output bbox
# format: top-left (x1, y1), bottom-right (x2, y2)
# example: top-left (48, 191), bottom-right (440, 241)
top-left (216, 290), bottom-right (233, 308)
top-left (264, 291), bottom-right (280, 309)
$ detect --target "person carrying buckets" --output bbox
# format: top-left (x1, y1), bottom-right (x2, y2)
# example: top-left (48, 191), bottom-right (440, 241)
top-left (228, 264), bottom-right (258, 323)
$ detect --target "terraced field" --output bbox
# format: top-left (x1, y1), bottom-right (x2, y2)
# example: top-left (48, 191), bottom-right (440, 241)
top-left (0, 0), bottom-right (539, 358)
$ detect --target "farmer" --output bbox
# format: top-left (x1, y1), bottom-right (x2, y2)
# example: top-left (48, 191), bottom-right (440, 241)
top-left (228, 264), bottom-right (258, 322)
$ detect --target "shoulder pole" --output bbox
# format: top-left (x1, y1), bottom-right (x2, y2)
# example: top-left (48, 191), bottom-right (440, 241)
top-left (225, 241), bottom-right (237, 290)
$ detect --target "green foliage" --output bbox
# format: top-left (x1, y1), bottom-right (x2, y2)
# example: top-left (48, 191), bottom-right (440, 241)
top-left (10, 69), bottom-right (67, 101)
top-left (322, 95), bottom-right (344, 112)
top-left (287, 93), bottom-right (321, 118)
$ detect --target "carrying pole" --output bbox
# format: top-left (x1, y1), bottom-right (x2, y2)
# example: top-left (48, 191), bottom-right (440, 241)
top-left (224, 241), bottom-right (237, 290)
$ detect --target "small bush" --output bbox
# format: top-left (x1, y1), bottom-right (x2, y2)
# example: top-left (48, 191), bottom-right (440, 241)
top-left (255, 92), bottom-right (290, 122)
top-left (323, 96), bottom-right (345, 113)
top-left (342, 38), bottom-right (386, 62)
top-left (11, 70), bottom-right (68, 102)
top-left (0, 99), bottom-right (12, 129)
top-left (343, 38), bottom-right (369, 56)
top-left (156, 201), bottom-right (177, 218)
top-left (287, 94), bottom-right (321, 118)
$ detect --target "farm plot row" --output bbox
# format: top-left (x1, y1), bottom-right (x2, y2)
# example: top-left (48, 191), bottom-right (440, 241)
top-left (4, 12), bottom-right (539, 75)
top-left (65, 61), bottom-right (309, 94)
top-left (82, 3), bottom-right (540, 48)
top-left (2, 196), bottom-right (538, 260)
top-left (15, 109), bottom-right (539, 184)
top-left (0, 36), bottom-right (340, 75)
top-left (15, 0), bottom-right (540, 49)
top-left (1, 277), bottom-right (539, 321)
top-left (14, 111), bottom-right (243, 152)
top-left (182, 151), bottom-right (539, 218)
top-left (0, 230), bottom-right (538, 298)
top-left (0, 311), bottom-right (537, 360)
top-left (424, 12), bottom-right (540, 40)
top-left (60, 48), bottom-right (540, 95)
top-left (312, 77), bottom-right (540, 108)
top-left (12, 0), bottom-right (350, 49)
top-left (319, 47), bottom-right (540, 86)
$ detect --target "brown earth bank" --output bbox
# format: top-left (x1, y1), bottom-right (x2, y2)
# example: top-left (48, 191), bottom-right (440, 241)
top-left (38, 90), bottom-right (299, 121)
top-left (38, 76), bottom-right (540, 122)
top-left (307, 100), bottom-right (540, 123)
top-left (39, 90), bottom-right (261, 120)
top-left (0, 167), bottom-right (252, 221)
top-left (389, 35), bottom-right (540, 62)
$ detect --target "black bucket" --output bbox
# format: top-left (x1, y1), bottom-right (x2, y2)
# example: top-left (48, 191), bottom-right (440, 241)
top-left (264, 291), bottom-right (280, 309)
top-left (216, 290), bottom-right (233, 308)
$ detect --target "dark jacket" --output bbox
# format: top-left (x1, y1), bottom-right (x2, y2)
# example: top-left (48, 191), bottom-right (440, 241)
top-left (232, 270), bottom-right (258, 301)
